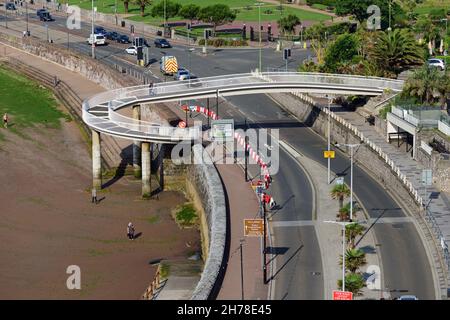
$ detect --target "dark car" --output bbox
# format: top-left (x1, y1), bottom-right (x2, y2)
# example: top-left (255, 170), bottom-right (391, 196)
top-left (106, 31), bottom-right (120, 41)
top-left (154, 38), bottom-right (171, 48)
top-left (117, 34), bottom-right (131, 44)
top-left (36, 8), bottom-right (47, 16)
top-left (39, 11), bottom-right (53, 21)
top-left (6, 2), bottom-right (16, 10)
top-left (94, 26), bottom-right (107, 36)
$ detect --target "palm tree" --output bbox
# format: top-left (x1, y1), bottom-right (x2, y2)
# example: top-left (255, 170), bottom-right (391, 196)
top-left (122, 0), bottom-right (130, 14)
top-left (340, 248), bottom-right (367, 273)
top-left (345, 223), bottom-right (366, 248)
top-left (369, 28), bottom-right (425, 78)
top-left (330, 184), bottom-right (350, 210)
top-left (134, 0), bottom-right (151, 17)
top-left (402, 65), bottom-right (441, 105)
top-left (337, 273), bottom-right (366, 295)
top-left (337, 202), bottom-right (361, 222)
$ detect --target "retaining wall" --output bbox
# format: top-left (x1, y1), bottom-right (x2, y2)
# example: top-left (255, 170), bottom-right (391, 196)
top-left (187, 144), bottom-right (227, 300)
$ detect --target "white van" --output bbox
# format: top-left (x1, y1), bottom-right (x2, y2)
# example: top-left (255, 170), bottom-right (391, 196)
top-left (87, 34), bottom-right (106, 45)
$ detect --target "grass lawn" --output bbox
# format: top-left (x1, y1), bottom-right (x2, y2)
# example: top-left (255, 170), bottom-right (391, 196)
top-left (68, 0), bottom-right (330, 25)
top-left (0, 67), bottom-right (66, 130)
top-left (311, 3), bottom-right (329, 11)
top-left (414, 0), bottom-right (449, 15)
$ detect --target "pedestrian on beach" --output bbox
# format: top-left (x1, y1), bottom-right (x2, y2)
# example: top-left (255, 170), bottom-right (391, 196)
top-left (127, 222), bottom-right (135, 240)
top-left (91, 188), bottom-right (98, 204)
top-left (3, 113), bottom-right (8, 128)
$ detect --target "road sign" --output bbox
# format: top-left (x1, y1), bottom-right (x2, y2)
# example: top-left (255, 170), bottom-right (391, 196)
top-left (178, 120), bottom-right (186, 128)
top-left (421, 169), bottom-right (432, 186)
top-left (244, 219), bottom-right (264, 237)
top-left (164, 57), bottom-right (178, 74)
top-left (332, 290), bottom-right (353, 300)
top-left (211, 119), bottom-right (234, 141)
top-left (324, 150), bottom-right (335, 159)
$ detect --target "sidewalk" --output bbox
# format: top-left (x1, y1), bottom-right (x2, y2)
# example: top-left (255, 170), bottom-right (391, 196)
top-left (280, 141), bottom-right (384, 300)
top-left (215, 163), bottom-right (268, 300)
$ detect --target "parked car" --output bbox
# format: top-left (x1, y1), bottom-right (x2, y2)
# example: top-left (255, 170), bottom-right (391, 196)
top-left (36, 8), bottom-right (47, 16)
top-left (106, 31), bottom-right (120, 41)
top-left (174, 68), bottom-right (191, 81)
top-left (125, 46), bottom-right (138, 55)
top-left (38, 10), bottom-right (53, 22)
top-left (154, 38), bottom-right (171, 48)
top-left (86, 34), bottom-right (106, 45)
top-left (117, 34), bottom-right (131, 44)
top-left (94, 26), bottom-right (107, 36)
top-left (5, 3), bottom-right (16, 10)
top-left (427, 58), bottom-right (445, 71)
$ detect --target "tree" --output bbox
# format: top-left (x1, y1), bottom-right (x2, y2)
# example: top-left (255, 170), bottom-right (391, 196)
top-left (345, 223), bottom-right (366, 248)
top-left (330, 184), bottom-right (350, 210)
top-left (134, 0), bottom-right (152, 17)
top-left (368, 28), bottom-right (424, 77)
top-left (198, 4), bottom-right (236, 32)
top-left (305, 22), bottom-right (328, 65)
top-left (402, 65), bottom-right (448, 106)
top-left (337, 273), bottom-right (366, 295)
top-left (324, 33), bottom-right (359, 73)
top-left (277, 14), bottom-right (301, 36)
top-left (122, 0), bottom-right (130, 14)
top-left (340, 248), bottom-right (367, 273)
top-left (179, 4), bottom-right (200, 25)
top-left (151, 0), bottom-right (182, 20)
top-left (337, 202), bottom-right (361, 222)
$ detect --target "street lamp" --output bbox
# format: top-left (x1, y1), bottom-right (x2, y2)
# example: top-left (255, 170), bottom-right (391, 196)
top-left (324, 220), bottom-right (353, 292)
top-left (91, 0), bottom-right (95, 59)
top-left (335, 143), bottom-right (361, 221)
top-left (5, 1), bottom-right (8, 29)
top-left (163, 0), bottom-right (166, 37)
top-left (25, 0), bottom-right (29, 34)
top-left (326, 94), bottom-right (332, 184)
top-left (258, 3), bottom-right (262, 73)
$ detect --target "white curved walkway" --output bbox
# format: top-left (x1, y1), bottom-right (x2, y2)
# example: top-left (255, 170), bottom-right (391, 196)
top-left (82, 72), bottom-right (403, 143)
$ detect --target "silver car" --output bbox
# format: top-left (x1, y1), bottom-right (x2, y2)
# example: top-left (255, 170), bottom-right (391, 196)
top-left (427, 58), bottom-right (445, 71)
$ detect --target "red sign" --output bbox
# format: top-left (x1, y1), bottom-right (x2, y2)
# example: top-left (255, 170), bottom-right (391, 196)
top-left (178, 121), bottom-right (186, 128)
top-left (181, 105), bottom-right (189, 111)
top-left (332, 290), bottom-right (353, 300)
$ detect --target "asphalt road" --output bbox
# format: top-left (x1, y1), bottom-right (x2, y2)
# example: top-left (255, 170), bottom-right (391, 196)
top-left (0, 11), bottom-right (436, 299)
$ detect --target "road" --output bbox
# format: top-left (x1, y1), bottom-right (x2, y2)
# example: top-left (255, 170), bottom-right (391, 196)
top-left (0, 10), bottom-right (436, 299)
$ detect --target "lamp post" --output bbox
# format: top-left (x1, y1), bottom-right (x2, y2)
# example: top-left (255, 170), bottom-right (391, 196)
top-left (335, 143), bottom-right (361, 221)
top-left (326, 94), bottom-right (332, 184)
top-left (5, 1), bottom-right (8, 29)
top-left (25, 0), bottom-right (29, 34)
top-left (388, 0), bottom-right (392, 32)
top-left (163, 0), bottom-right (166, 37)
top-left (258, 3), bottom-right (261, 73)
top-left (324, 220), bottom-right (352, 292)
top-left (91, 0), bottom-right (95, 59)
top-left (240, 238), bottom-right (245, 300)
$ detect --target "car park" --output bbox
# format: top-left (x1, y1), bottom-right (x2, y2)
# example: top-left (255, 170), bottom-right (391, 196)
top-left (427, 58), bottom-right (445, 71)
top-left (154, 38), bottom-right (171, 48)
top-left (117, 34), bottom-right (131, 44)
top-left (125, 46), bottom-right (138, 55)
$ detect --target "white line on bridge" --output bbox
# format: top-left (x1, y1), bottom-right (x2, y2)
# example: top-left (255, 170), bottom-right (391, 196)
top-left (271, 217), bottom-right (413, 228)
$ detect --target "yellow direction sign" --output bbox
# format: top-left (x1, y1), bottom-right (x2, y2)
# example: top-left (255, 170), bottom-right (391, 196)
top-left (324, 150), bottom-right (335, 159)
top-left (244, 219), bottom-right (264, 237)
top-left (164, 57), bottom-right (178, 73)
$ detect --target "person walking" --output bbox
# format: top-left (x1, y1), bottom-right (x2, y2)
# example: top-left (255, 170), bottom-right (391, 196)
top-left (127, 222), bottom-right (135, 240)
top-left (91, 188), bottom-right (98, 204)
top-left (3, 113), bottom-right (8, 128)
top-left (148, 82), bottom-right (154, 96)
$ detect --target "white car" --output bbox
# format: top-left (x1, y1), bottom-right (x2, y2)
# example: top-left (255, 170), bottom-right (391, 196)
top-left (125, 46), bottom-right (138, 55)
top-left (87, 34), bottom-right (106, 45)
top-left (427, 58), bottom-right (445, 71)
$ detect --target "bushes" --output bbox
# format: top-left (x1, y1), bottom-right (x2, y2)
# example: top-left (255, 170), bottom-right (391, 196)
top-left (306, 0), bottom-right (336, 8)
top-left (198, 38), bottom-right (248, 47)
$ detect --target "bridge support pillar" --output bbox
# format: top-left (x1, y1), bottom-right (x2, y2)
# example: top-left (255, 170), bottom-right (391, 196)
top-left (141, 142), bottom-right (151, 198)
top-left (132, 105), bottom-right (142, 178)
top-left (92, 129), bottom-right (102, 190)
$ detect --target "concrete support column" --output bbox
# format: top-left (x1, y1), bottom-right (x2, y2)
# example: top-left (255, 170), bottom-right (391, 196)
top-left (92, 129), bottom-right (102, 189)
top-left (142, 142), bottom-right (151, 198)
top-left (132, 105), bottom-right (142, 178)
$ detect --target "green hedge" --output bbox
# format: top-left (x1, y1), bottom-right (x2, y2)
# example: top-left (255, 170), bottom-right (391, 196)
top-left (198, 38), bottom-right (248, 47)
